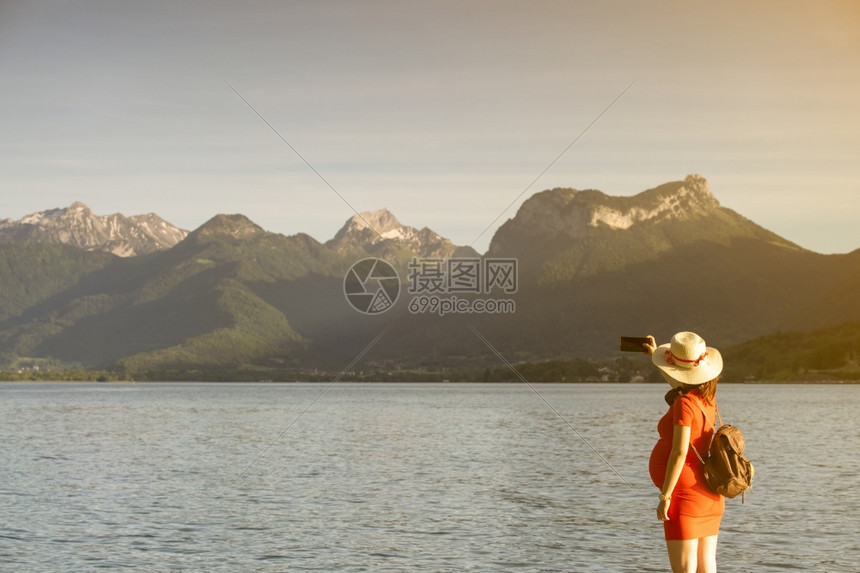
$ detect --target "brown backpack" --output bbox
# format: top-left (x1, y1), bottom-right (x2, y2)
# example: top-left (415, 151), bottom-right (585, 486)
top-left (691, 401), bottom-right (755, 502)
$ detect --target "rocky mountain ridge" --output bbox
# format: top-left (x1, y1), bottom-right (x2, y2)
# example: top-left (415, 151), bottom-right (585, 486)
top-left (328, 208), bottom-right (479, 258)
top-left (0, 175), bottom-right (793, 261)
top-left (1, 202), bottom-right (478, 260)
top-left (487, 174), bottom-right (801, 287)
top-left (0, 202), bottom-right (188, 257)
top-left (489, 174), bottom-right (781, 253)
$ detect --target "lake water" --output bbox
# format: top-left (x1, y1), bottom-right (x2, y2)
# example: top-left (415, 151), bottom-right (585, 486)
top-left (1, 382), bottom-right (857, 572)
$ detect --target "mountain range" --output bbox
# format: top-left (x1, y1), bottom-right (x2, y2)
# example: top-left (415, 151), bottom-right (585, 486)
top-left (0, 202), bottom-right (187, 257)
top-left (1, 175), bottom-right (859, 379)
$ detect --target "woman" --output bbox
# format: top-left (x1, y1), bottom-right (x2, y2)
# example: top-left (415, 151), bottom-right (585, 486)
top-left (646, 331), bottom-right (725, 573)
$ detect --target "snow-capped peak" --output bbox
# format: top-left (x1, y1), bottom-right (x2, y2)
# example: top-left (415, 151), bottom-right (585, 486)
top-left (330, 209), bottom-right (476, 259)
top-left (0, 203), bottom-right (188, 256)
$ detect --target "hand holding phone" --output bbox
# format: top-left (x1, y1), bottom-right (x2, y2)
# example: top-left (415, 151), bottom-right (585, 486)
top-left (619, 336), bottom-right (652, 353)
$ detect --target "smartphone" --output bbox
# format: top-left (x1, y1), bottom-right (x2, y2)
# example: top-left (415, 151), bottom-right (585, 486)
top-left (619, 336), bottom-right (651, 353)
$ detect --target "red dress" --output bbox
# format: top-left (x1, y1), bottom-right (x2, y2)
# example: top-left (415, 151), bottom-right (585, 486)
top-left (648, 390), bottom-right (725, 540)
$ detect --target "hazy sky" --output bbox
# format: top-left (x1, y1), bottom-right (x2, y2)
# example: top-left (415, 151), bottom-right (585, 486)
top-left (2, 1), bottom-right (858, 254)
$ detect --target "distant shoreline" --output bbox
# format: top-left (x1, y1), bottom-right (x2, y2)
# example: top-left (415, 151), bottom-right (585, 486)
top-left (2, 377), bottom-right (856, 385)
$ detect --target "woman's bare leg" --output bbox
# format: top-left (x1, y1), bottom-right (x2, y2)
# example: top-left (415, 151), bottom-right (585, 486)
top-left (666, 539), bottom-right (698, 573)
top-left (696, 535), bottom-right (718, 572)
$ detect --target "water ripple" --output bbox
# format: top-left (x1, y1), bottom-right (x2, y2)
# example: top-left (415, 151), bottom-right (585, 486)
top-left (0, 382), bottom-right (857, 571)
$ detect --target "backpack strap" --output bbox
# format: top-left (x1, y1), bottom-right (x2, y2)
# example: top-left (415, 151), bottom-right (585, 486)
top-left (691, 394), bottom-right (718, 432)
top-left (689, 441), bottom-right (707, 465)
top-left (689, 394), bottom-right (717, 465)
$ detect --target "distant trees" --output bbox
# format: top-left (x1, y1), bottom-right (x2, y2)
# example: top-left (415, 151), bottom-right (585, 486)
top-left (722, 321), bottom-right (860, 381)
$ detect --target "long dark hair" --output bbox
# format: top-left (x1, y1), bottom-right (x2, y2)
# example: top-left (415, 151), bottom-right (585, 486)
top-left (664, 377), bottom-right (719, 406)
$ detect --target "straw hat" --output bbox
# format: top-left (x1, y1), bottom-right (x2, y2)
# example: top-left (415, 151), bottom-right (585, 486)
top-left (652, 331), bottom-right (723, 386)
